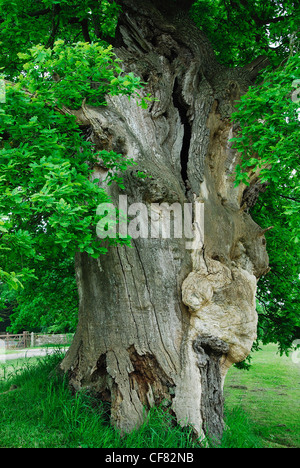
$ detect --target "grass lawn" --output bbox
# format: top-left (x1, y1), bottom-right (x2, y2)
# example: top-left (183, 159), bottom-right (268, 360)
top-left (224, 343), bottom-right (300, 448)
top-left (0, 357), bottom-right (40, 380)
top-left (0, 344), bottom-right (70, 355)
top-left (0, 353), bottom-right (201, 449)
top-left (0, 344), bottom-right (298, 448)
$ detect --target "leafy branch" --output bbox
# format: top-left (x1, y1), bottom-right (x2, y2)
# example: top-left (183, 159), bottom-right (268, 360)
top-left (0, 40), bottom-right (150, 288)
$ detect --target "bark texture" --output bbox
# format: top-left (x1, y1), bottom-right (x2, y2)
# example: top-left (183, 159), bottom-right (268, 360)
top-left (61, 0), bottom-right (270, 441)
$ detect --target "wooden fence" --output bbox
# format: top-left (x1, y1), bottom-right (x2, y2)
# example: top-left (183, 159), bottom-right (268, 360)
top-left (0, 332), bottom-right (73, 350)
top-left (0, 331), bottom-right (30, 350)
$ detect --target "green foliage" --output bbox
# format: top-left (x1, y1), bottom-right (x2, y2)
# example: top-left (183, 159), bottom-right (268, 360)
top-left (0, 39), bottom-right (144, 291)
top-left (0, 0), bottom-right (121, 78)
top-left (18, 41), bottom-right (144, 109)
top-left (191, 0), bottom-right (299, 67)
top-left (253, 190), bottom-right (300, 353)
top-left (0, 2), bottom-right (150, 330)
top-left (5, 257), bottom-right (78, 334)
top-left (230, 55), bottom-right (300, 353)
top-left (232, 55), bottom-right (300, 198)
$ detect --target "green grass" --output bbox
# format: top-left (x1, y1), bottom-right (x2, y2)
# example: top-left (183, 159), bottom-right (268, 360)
top-left (0, 344), bottom-right (71, 355)
top-left (0, 353), bottom-right (200, 449)
top-left (224, 344), bottom-right (300, 448)
top-left (0, 344), bottom-right (298, 448)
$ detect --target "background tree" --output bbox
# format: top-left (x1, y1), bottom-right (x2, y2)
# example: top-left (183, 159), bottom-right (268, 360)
top-left (0, 0), bottom-right (299, 440)
top-left (231, 56), bottom-right (300, 354)
top-left (1, 256), bottom-right (78, 333)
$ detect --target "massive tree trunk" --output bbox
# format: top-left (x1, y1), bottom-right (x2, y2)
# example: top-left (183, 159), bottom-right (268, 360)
top-left (61, 0), bottom-right (269, 441)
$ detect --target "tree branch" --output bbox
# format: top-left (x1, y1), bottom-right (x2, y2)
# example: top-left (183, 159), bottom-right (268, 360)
top-left (81, 18), bottom-right (92, 43)
top-left (4, 80), bottom-right (74, 119)
top-left (0, 8), bottom-right (51, 25)
top-left (243, 54), bottom-right (270, 80)
top-left (117, 0), bottom-right (194, 13)
top-left (264, 15), bottom-right (293, 25)
top-left (26, 8), bottom-right (51, 18)
top-left (46, 5), bottom-right (61, 49)
top-left (279, 194), bottom-right (300, 203)
top-left (238, 0), bottom-right (292, 27)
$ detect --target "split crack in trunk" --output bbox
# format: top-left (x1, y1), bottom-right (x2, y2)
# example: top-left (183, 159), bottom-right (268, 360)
top-left (172, 78), bottom-right (192, 195)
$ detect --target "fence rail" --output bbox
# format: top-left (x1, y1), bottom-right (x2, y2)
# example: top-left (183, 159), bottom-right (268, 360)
top-left (0, 332), bottom-right (73, 350)
top-left (0, 332), bottom-right (30, 350)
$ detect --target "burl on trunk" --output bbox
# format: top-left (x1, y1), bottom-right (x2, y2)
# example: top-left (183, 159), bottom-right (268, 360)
top-left (61, 0), bottom-right (269, 441)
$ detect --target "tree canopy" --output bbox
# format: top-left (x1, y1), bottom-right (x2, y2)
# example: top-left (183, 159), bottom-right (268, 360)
top-left (0, 0), bottom-right (299, 356)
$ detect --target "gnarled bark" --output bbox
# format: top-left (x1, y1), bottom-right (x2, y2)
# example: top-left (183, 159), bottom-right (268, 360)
top-left (61, 0), bottom-right (269, 441)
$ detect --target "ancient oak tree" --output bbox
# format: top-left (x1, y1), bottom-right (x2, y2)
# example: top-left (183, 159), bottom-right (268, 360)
top-left (59, 0), bottom-right (270, 439)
